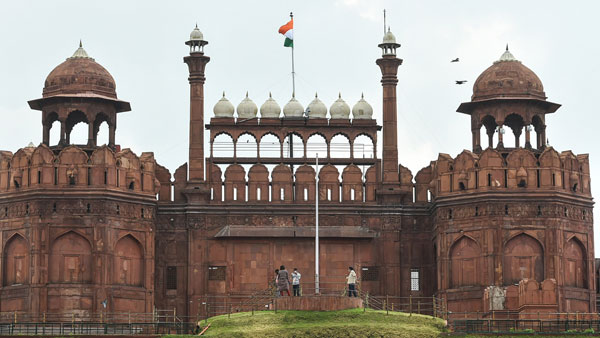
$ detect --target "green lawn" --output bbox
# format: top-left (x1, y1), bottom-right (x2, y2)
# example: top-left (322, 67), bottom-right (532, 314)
top-left (183, 308), bottom-right (446, 338)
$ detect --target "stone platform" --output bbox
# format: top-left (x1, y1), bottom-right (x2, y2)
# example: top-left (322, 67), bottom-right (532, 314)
top-left (273, 296), bottom-right (363, 311)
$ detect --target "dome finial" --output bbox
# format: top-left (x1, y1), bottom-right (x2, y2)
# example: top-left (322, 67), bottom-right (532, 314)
top-left (79, 39), bottom-right (82, 48)
top-left (506, 43), bottom-right (509, 51)
top-left (246, 91), bottom-right (249, 98)
top-left (222, 91), bottom-right (225, 97)
top-left (70, 41), bottom-right (92, 59)
top-left (361, 92), bottom-right (364, 99)
top-left (315, 92), bottom-right (318, 98)
top-left (338, 92), bottom-right (342, 99)
top-left (269, 92), bottom-right (272, 98)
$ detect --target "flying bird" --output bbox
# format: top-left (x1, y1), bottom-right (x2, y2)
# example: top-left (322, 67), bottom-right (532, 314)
top-left (455, 80), bottom-right (468, 85)
top-left (451, 58), bottom-right (459, 62)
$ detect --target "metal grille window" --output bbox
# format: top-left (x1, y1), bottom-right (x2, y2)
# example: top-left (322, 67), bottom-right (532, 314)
top-left (166, 266), bottom-right (177, 290)
top-left (410, 268), bottom-right (420, 291)
top-left (361, 266), bottom-right (379, 281)
top-left (208, 266), bottom-right (226, 281)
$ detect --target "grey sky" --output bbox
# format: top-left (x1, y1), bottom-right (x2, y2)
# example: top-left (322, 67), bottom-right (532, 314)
top-left (1, 1), bottom-right (597, 245)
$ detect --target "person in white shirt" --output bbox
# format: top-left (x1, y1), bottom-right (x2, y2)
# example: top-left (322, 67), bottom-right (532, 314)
top-left (291, 268), bottom-right (301, 296)
top-left (346, 266), bottom-right (358, 297)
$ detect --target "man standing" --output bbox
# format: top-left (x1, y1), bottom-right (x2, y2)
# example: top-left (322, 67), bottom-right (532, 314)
top-left (291, 268), bottom-right (301, 296)
top-left (346, 267), bottom-right (358, 297)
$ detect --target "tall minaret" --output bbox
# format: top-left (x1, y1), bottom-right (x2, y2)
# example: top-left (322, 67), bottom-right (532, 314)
top-left (376, 28), bottom-right (403, 202)
top-left (184, 25), bottom-right (210, 183)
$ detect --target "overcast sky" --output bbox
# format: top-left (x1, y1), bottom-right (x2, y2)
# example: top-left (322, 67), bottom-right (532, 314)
top-left (0, 1), bottom-right (597, 246)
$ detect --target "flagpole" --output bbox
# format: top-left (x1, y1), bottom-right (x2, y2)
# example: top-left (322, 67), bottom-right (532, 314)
top-left (315, 153), bottom-right (319, 295)
top-left (290, 11), bottom-right (296, 95)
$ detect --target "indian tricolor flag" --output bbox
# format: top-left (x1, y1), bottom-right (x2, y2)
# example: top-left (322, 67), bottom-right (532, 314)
top-left (278, 18), bottom-right (293, 47)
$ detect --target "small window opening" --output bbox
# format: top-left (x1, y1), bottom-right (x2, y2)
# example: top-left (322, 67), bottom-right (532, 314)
top-left (458, 182), bottom-right (466, 191)
top-left (536, 169), bottom-right (540, 188)
top-left (141, 173), bottom-right (144, 191)
top-left (280, 188), bottom-right (285, 201)
top-left (4, 207), bottom-right (7, 217)
top-left (87, 167), bottom-right (91, 186)
top-left (504, 169), bottom-right (508, 188)
top-left (475, 171), bottom-right (479, 189)
top-left (210, 188), bottom-right (214, 200)
top-left (552, 173), bottom-right (556, 186)
top-left (517, 179), bottom-right (526, 188)
top-left (537, 205), bottom-right (542, 216)
top-left (327, 188), bottom-right (331, 201)
top-left (116, 205), bottom-right (120, 215)
top-left (69, 175), bottom-right (76, 186)
top-left (13, 179), bottom-right (20, 189)
top-left (116, 169), bottom-right (120, 187)
top-left (448, 209), bottom-right (453, 220)
top-left (303, 188), bottom-right (308, 201)
top-left (128, 181), bottom-right (135, 190)
top-left (141, 208), bottom-right (145, 218)
top-left (475, 206), bottom-right (479, 216)
top-left (487, 173), bottom-right (492, 187)
top-left (166, 266), bottom-right (177, 290)
top-left (504, 205), bottom-right (509, 215)
top-left (351, 188), bottom-right (355, 200)
top-left (104, 169), bottom-right (108, 185)
top-left (25, 204), bottom-right (29, 216)
top-left (572, 183), bottom-right (578, 192)
top-left (37, 171), bottom-right (41, 184)
top-left (564, 207), bottom-right (568, 217)
top-left (86, 203), bottom-right (90, 213)
top-left (233, 187), bottom-right (238, 200)
top-left (450, 174), bottom-right (454, 192)
top-left (257, 187), bottom-right (261, 201)
top-left (53, 203), bottom-right (57, 213)
top-left (410, 269), bottom-right (420, 291)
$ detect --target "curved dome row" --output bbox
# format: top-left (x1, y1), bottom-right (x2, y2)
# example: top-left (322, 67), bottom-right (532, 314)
top-left (213, 92), bottom-right (373, 119)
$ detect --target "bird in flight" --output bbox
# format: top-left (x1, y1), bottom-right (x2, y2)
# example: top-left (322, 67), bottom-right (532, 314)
top-left (455, 80), bottom-right (468, 85)
top-left (451, 58), bottom-right (459, 62)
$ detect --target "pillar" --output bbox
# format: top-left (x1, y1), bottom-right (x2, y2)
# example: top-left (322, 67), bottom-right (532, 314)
top-left (60, 120), bottom-right (67, 145)
top-left (184, 51), bottom-right (210, 183)
top-left (109, 124), bottom-right (116, 147)
top-left (376, 55), bottom-right (403, 187)
top-left (487, 127), bottom-right (494, 149)
top-left (472, 126), bottom-right (482, 153)
top-left (525, 125), bottom-right (532, 149)
top-left (43, 124), bottom-right (49, 145)
top-left (496, 124), bottom-right (504, 149)
top-left (87, 122), bottom-right (95, 146)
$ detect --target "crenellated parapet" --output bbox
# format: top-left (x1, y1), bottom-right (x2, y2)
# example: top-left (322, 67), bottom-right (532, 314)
top-left (415, 147), bottom-right (591, 202)
top-left (0, 144), bottom-right (161, 198)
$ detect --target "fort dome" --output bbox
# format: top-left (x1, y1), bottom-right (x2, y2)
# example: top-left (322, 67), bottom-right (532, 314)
top-left (42, 43), bottom-right (117, 100)
top-left (471, 47), bottom-right (546, 102)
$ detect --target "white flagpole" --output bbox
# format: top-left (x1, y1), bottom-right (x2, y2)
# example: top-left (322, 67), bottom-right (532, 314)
top-left (315, 153), bottom-right (320, 295)
top-left (290, 12), bottom-right (296, 95)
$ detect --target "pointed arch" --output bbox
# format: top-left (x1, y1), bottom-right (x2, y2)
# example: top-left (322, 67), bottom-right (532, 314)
top-left (449, 236), bottom-right (481, 288)
top-left (49, 231), bottom-right (92, 283)
top-left (503, 233), bottom-right (544, 285)
top-left (114, 234), bottom-right (144, 286)
top-left (3, 234), bottom-right (29, 286)
top-left (564, 237), bottom-right (587, 288)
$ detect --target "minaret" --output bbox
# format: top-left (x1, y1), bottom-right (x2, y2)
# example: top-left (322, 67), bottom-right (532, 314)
top-left (376, 28), bottom-right (403, 203)
top-left (184, 25), bottom-right (210, 183)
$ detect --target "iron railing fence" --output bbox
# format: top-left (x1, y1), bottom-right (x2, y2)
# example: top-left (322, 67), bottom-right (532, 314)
top-left (452, 317), bottom-right (600, 334)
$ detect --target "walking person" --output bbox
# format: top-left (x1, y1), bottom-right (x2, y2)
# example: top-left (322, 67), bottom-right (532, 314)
top-left (291, 268), bottom-right (301, 296)
top-left (277, 265), bottom-right (291, 296)
top-left (346, 266), bottom-right (358, 297)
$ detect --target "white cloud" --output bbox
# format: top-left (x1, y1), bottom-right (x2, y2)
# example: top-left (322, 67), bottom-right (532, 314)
top-left (336, 0), bottom-right (384, 22)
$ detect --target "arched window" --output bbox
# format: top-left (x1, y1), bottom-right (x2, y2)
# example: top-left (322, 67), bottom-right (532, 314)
top-left (236, 133), bottom-right (258, 158)
top-left (66, 110), bottom-right (89, 145)
top-left (450, 236), bottom-right (480, 288)
top-left (330, 134), bottom-right (351, 158)
top-left (353, 134), bottom-right (375, 159)
top-left (3, 235), bottom-right (29, 286)
top-left (114, 235), bottom-right (144, 286)
top-left (50, 231), bottom-right (92, 283)
top-left (564, 238), bottom-right (587, 288)
top-left (259, 133), bottom-right (280, 158)
top-left (213, 133), bottom-right (234, 158)
top-left (503, 234), bottom-right (544, 285)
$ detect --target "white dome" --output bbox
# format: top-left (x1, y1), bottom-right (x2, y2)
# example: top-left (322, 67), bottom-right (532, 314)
top-left (352, 94), bottom-right (373, 119)
top-left (190, 24), bottom-right (204, 41)
top-left (307, 93), bottom-right (327, 118)
top-left (236, 92), bottom-right (258, 119)
top-left (329, 93), bottom-right (350, 119)
top-left (260, 93), bottom-right (281, 118)
top-left (283, 94), bottom-right (304, 117)
top-left (382, 28), bottom-right (396, 44)
top-left (213, 92), bottom-right (234, 117)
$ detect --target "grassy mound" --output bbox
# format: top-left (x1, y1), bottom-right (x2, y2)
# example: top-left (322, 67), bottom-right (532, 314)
top-left (194, 308), bottom-right (446, 338)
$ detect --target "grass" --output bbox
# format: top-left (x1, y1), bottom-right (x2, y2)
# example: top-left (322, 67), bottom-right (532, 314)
top-left (177, 308), bottom-right (446, 338)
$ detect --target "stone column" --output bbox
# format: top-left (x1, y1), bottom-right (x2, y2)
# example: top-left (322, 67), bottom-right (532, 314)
top-left (184, 52), bottom-right (210, 183)
top-left (376, 55), bottom-right (403, 187)
top-left (525, 125), bottom-right (532, 149)
top-left (87, 122), bottom-right (95, 146)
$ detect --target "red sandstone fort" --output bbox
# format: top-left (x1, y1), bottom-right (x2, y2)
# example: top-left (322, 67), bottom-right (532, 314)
top-left (0, 25), bottom-right (594, 320)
